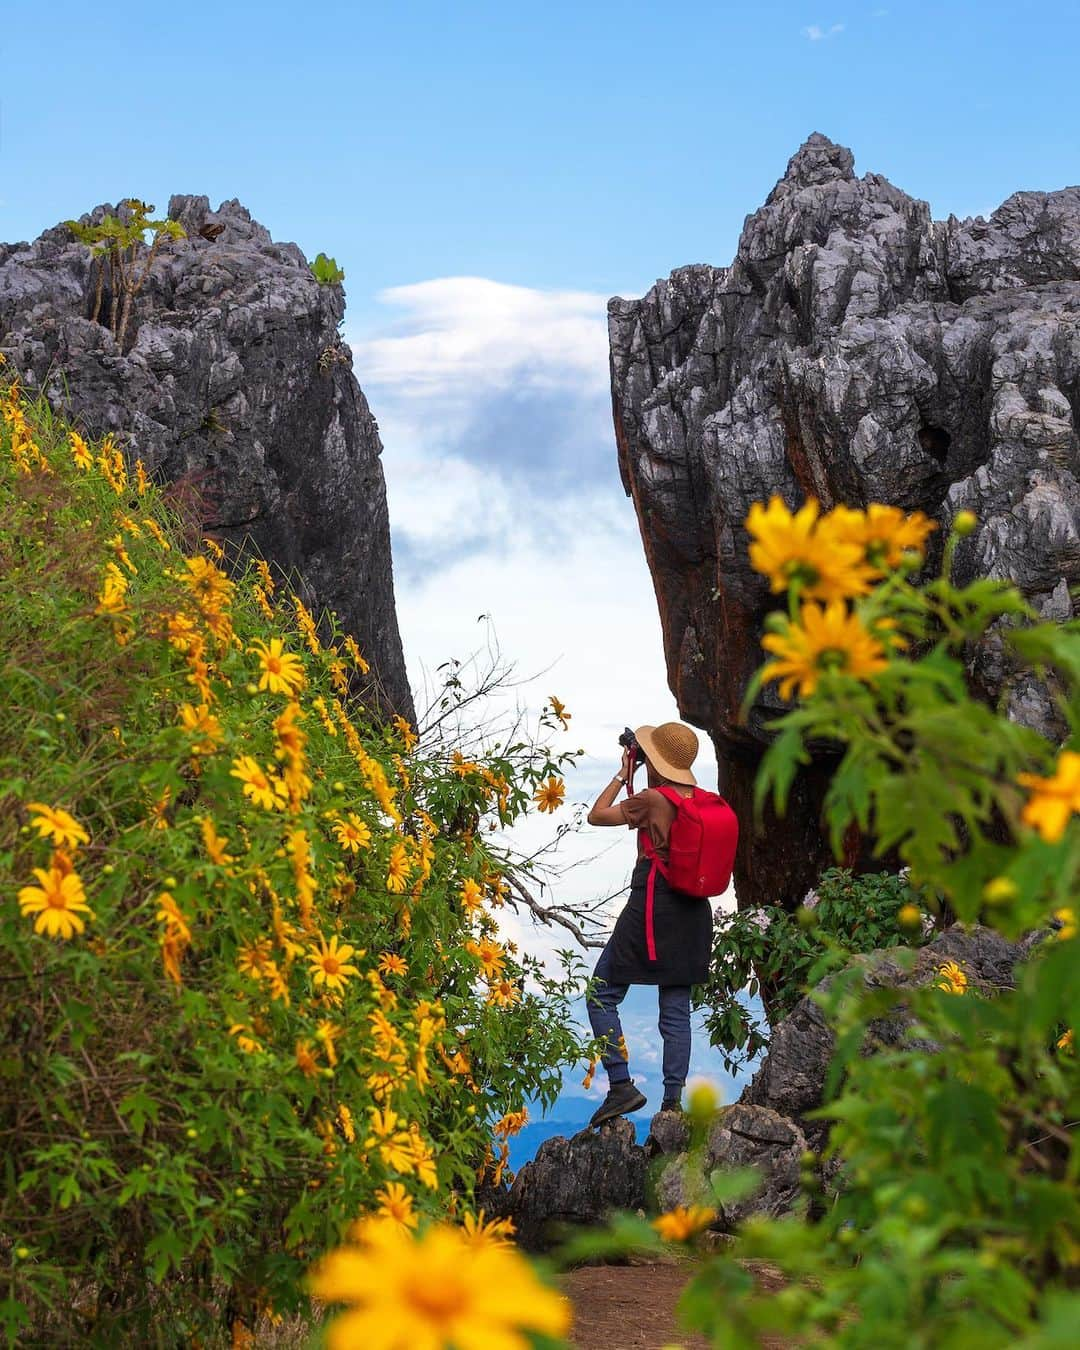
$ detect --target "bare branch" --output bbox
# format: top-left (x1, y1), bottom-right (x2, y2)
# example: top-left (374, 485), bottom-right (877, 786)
top-left (503, 869), bottom-right (607, 949)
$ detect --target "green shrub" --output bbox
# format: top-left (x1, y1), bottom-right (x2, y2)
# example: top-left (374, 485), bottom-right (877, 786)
top-left (0, 371), bottom-right (585, 1345)
top-left (309, 253), bottom-right (345, 286)
top-left (699, 867), bottom-right (926, 1073)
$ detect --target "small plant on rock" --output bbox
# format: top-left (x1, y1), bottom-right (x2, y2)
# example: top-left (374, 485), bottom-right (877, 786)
top-left (66, 199), bottom-right (186, 348)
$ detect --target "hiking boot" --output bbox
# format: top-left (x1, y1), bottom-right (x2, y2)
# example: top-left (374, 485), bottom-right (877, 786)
top-left (660, 1097), bottom-right (683, 1113)
top-left (589, 1080), bottom-right (647, 1127)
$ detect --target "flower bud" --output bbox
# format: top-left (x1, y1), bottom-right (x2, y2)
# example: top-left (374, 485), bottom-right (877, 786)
top-left (762, 611), bottom-right (789, 635)
top-left (102, 863), bottom-right (115, 875)
top-left (186, 1127), bottom-right (198, 1139)
top-left (163, 877), bottom-right (178, 891)
top-left (332, 781), bottom-right (346, 793)
top-left (687, 1082), bottom-right (720, 1119)
top-left (897, 903), bottom-right (921, 930)
top-left (982, 876), bottom-right (1018, 907)
top-left (953, 510), bottom-right (978, 537)
top-left (245, 683), bottom-right (259, 696)
top-left (14, 1247), bottom-right (29, 1260)
top-left (55, 712), bottom-right (66, 723)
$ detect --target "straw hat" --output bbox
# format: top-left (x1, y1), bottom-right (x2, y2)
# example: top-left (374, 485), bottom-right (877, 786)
top-left (634, 722), bottom-right (699, 786)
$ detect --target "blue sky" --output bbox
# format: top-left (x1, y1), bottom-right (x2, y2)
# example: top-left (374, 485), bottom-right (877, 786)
top-left (5, 0), bottom-right (1079, 1134)
top-left (5, 1), bottom-right (1080, 311)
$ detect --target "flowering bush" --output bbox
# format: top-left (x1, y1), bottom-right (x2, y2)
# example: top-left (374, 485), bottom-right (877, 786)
top-left (0, 372), bottom-right (584, 1344)
top-left (699, 867), bottom-right (927, 1072)
top-left (574, 496), bottom-right (1079, 1345)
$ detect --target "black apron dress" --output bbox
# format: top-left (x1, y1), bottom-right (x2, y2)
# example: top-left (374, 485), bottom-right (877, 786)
top-left (601, 855), bottom-right (713, 987)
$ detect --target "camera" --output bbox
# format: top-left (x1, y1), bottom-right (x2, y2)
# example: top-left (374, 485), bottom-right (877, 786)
top-left (618, 727), bottom-right (639, 753)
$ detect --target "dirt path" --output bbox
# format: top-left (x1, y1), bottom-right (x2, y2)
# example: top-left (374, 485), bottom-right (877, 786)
top-left (562, 1261), bottom-right (788, 1350)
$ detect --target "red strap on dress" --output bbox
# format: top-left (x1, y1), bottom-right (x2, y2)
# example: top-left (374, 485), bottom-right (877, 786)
top-left (645, 859), bottom-right (658, 962)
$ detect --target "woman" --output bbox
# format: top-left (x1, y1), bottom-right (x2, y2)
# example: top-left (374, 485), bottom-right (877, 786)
top-left (585, 721), bottom-right (713, 1125)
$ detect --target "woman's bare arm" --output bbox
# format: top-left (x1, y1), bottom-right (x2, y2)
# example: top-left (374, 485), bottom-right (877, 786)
top-left (587, 748), bottom-right (633, 826)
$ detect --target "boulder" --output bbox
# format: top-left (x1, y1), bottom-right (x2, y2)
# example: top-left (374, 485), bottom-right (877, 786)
top-left (654, 1103), bottom-right (807, 1230)
top-left (0, 195), bottom-right (413, 718)
top-left (742, 924), bottom-right (1027, 1149)
top-left (506, 1117), bottom-right (647, 1251)
top-left (609, 133), bottom-right (1080, 912)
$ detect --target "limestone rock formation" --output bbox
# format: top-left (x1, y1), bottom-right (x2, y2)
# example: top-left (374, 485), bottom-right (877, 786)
top-left (655, 1102), bottom-right (807, 1230)
top-left (741, 923), bottom-right (1028, 1151)
top-left (0, 195), bottom-right (412, 718)
top-left (506, 1117), bottom-right (647, 1251)
top-left (609, 133), bottom-right (1080, 911)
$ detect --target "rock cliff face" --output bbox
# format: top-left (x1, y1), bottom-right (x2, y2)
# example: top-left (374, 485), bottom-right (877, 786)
top-left (609, 134), bottom-right (1080, 911)
top-left (0, 195), bottom-right (413, 718)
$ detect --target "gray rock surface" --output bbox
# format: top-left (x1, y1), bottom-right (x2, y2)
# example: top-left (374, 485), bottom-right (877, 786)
top-left (0, 195), bottom-right (412, 718)
top-left (506, 1117), bottom-right (646, 1251)
top-left (655, 1103), bottom-right (807, 1230)
top-left (741, 924), bottom-right (1026, 1151)
top-left (609, 133), bottom-right (1080, 911)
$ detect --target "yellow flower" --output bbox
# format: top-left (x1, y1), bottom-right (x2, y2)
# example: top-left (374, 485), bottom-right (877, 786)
top-left (295, 1040), bottom-right (320, 1078)
top-left (343, 634), bottom-right (370, 673)
top-left (182, 554), bottom-right (234, 610)
top-left (249, 637), bottom-right (305, 695)
top-left (460, 1210), bottom-right (516, 1245)
top-left (18, 865), bottom-right (93, 939)
top-left (465, 938), bottom-right (506, 979)
top-left (308, 1219), bottom-right (571, 1350)
top-left (487, 979), bottom-right (520, 1008)
top-left (826, 503), bottom-right (937, 570)
top-left (134, 458), bottom-right (150, 495)
top-left (378, 953), bottom-right (408, 978)
top-left (237, 938), bottom-right (274, 979)
top-left (178, 702), bottom-right (223, 754)
top-left (391, 715), bottom-right (418, 750)
top-left (451, 751), bottom-right (480, 779)
top-left (1057, 1028), bottom-right (1074, 1053)
top-left (316, 1020), bottom-right (342, 1066)
top-left (1017, 751), bottom-right (1080, 844)
top-left (229, 756), bottom-right (287, 811)
top-left (308, 935), bottom-right (362, 994)
top-left (761, 600), bottom-right (889, 700)
top-left (142, 517), bottom-right (170, 551)
top-left (548, 695), bottom-right (571, 729)
top-left (199, 816), bottom-right (235, 866)
top-left (155, 892), bottom-right (192, 944)
top-left (254, 558), bottom-right (275, 594)
top-left (936, 960), bottom-right (968, 995)
top-left (386, 842), bottom-right (411, 894)
top-left (533, 776), bottom-right (565, 814)
top-left (652, 1205), bottom-right (717, 1241)
top-left (69, 431), bottom-right (93, 470)
top-left (334, 814), bottom-right (372, 853)
top-left (26, 802), bottom-right (89, 850)
top-left (459, 878), bottom-right (484, 914)
top-left (339, 1103), bottom-right (357, 1143)
top-left (372, 1182), bottom-right (418, 1231)
top-left (228, 1023), bottom-right (263, 1055)
top-left (493, 1109), bottom-right (528, 1139)
top-left (746, 496), bottom-right (875, 601)
top-left (1053, 907), bottom-right (1077, 941)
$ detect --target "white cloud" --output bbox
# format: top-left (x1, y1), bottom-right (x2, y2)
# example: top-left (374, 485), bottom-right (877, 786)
top-left (352, 276), bottom-right (611, 401)
top-left (802, 22), bottom-right (845, 40)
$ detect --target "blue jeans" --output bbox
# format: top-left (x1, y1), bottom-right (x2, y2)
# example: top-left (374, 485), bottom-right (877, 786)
top-left (586, 943), bottom-right (692, 1096)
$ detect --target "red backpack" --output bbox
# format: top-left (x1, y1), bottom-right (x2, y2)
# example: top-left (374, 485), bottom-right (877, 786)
top-left (642, 786), bottom-right (739, 898)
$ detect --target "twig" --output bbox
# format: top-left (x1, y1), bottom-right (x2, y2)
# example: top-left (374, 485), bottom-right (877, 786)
top-left (503, 870), bottom-right (606, 949)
